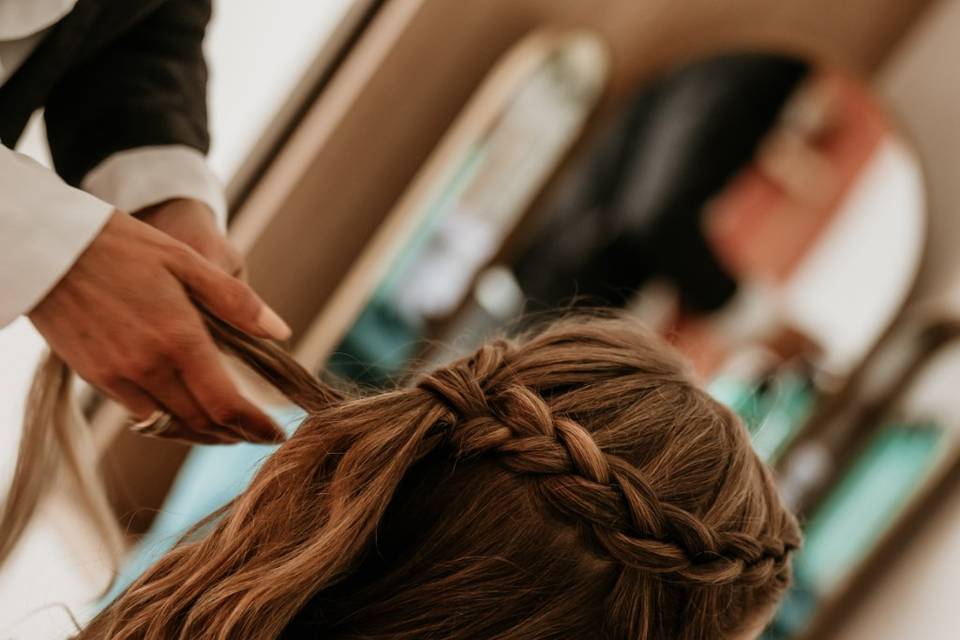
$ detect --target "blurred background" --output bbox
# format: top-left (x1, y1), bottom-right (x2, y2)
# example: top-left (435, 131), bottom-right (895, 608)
top-left (3, 0), bottom-right (960, 638)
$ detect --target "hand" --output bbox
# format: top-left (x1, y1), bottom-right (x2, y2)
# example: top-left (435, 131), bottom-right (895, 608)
top-left (29, 211), bottom-right (290, 445)
top-left (134, 198), bottom-right (243, 277)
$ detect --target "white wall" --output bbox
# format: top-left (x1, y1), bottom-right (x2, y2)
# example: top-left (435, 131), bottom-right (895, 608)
top-left (204, 0), bottom-right (356, 183)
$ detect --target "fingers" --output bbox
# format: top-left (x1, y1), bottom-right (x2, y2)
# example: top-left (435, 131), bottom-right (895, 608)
top-left (141, 360), bottom-right (284, 443)
top-left (139, 368), bottom-right (242, 445)
top-left (167, 247), bottom-right (291, 341)
top-left (113, 265), bottom-right (284, 445)
top-left (172, 339), bottom-right (286, 444)
top-left (101, 379), bottom-right (161, 422)
top-left (129, 411), bottom-right (237, 446)
top-left (31, 211), bottom-right (283, 448)
top-left (105, 379), bottom-right (237, 445)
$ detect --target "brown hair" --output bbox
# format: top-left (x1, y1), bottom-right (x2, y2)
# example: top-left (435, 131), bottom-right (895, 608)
top-left (4, 314), bottom-right (800, 639)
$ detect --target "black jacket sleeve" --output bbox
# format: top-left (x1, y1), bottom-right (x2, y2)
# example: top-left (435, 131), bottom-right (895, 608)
top-left (43, 0), bottom-right (212, 187)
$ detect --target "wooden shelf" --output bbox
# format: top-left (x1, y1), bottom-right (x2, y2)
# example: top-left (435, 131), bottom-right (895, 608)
top-left (760, 295), bottom-right (960, 638)
top-left (795, 326), bottom-right (960, 639)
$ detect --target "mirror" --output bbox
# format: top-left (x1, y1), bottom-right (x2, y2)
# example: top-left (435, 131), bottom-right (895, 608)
top-left (314, 51), bottom-right (925, 390)
top-left (514, 52), bottom-right (924, 379)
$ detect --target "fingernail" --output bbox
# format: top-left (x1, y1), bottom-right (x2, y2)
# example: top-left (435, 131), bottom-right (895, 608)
top-left (256, 305), bottom-right (292, 341)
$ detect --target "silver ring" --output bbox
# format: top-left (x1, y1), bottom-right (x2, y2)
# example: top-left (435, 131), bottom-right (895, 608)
top-left (130, 411), bottom-right (174, 437)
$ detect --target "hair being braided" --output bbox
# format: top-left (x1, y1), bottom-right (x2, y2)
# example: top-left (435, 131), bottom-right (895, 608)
top-left (78, 315), bottom-right (799, 640)
top-left (420, 356), bottom-right (795, 589)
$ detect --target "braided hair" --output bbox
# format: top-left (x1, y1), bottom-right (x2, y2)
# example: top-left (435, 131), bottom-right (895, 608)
top-left (81, 316), bottom-right (800, 640)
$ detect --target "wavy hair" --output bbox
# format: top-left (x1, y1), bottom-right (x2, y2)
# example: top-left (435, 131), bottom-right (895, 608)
top-left (5, 314), bottom-right (800, 639)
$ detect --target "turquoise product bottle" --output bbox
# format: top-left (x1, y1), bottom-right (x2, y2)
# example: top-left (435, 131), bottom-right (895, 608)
top-left (762, 423), bottom-right (943, 639)
top-left (709, 368), bottom-right (815, 463)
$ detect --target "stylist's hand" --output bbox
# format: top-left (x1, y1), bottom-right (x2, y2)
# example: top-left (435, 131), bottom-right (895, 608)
top-left (134, 198), bottom-right (244, 277)
top-left (28, 210), bottom-right (290, 445)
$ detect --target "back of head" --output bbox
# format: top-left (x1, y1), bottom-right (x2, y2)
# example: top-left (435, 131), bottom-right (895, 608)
top-left (82, 317), bottom-right (800, 640)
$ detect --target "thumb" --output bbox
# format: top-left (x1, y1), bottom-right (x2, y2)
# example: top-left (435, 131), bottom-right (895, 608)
top-left (169, 247), bottom-right (291, 341)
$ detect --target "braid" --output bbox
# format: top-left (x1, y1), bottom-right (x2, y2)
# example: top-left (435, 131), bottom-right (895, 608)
top-left (418, 344), bottom-right (797, 589)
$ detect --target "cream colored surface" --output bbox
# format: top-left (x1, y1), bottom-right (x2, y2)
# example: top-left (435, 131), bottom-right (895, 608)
top-left (203, 0), bottom-right (360, 191)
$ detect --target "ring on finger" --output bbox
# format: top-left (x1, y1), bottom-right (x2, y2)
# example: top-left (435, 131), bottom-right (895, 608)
top-left (129, 410), bottom-right (174, 437)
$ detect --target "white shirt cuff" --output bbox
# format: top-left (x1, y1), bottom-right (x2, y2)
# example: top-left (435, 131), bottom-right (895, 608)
top-left (0, 145), bottom-right (114, 327)
top-left (82, 145), bottom-right (227, 231)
